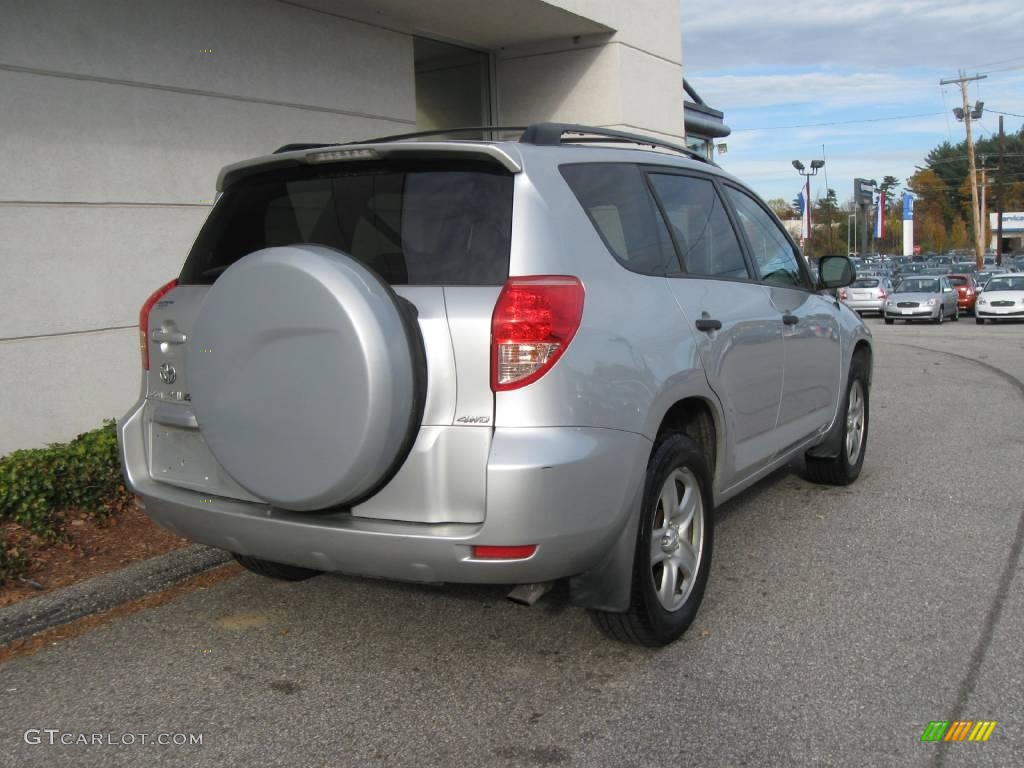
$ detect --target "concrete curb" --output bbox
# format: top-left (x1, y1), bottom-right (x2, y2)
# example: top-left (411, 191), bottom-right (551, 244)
top-left (0, 545), bottom-right (232, 645)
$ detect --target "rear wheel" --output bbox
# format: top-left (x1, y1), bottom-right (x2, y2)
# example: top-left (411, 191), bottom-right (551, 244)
top-left (590, 433), bottom-right (714, 647)
top-left (232, 554), bottom-right (321, 581)
top-left (805, 356), bottom-right (869, 486)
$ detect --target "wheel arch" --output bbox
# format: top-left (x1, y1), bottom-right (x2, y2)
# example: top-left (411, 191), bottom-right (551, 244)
top-left (569, 394), bottom-right (722, 613)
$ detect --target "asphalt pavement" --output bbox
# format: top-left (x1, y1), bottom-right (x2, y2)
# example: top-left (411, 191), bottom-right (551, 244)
top-left (1, 319), bottom-right (1022, 768)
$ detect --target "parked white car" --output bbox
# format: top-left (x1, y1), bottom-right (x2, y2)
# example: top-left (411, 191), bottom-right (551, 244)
top-left (976, 274), bottom-right (1024, 324)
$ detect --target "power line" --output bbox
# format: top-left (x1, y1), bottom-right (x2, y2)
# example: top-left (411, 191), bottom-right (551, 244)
top-left (731, 111), bottom-right (945, 133)
top-left (991, 109), bottom-right (1024, 119)
top-left (966, 55), bottom-right (1024, 70)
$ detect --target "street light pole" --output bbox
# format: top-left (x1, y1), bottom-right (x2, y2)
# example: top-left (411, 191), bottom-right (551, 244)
top-left (792, 159), bottom-right (825, 254)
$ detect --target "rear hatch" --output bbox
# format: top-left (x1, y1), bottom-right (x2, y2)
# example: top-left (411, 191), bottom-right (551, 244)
top-left (141, 156), bottom-right (514, 522)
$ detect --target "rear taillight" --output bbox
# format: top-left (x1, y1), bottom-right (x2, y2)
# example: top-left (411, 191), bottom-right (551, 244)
top-left (139, 279), bottom-right (177, 370)
top-left (878, 289), bottom-right (887, 299)
top-left (839, 288), bottom-right (848, 300)
top-left (491, 276), bottom-right (584, 392)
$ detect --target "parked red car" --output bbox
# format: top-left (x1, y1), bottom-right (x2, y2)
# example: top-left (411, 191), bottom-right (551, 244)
top-left (947, 274), bottom-right (977, 314)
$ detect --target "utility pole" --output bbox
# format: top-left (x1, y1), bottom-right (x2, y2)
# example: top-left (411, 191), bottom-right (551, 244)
top-left (979, 160), bottom-right (988, 253)
top-left (997, 115), bottom-right (1005, 266)
top-left (940, 70), bottom-right (987, 269)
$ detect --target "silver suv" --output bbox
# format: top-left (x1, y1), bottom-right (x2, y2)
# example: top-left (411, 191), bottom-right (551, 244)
top-left (119, 124), bottom-right (871, 646)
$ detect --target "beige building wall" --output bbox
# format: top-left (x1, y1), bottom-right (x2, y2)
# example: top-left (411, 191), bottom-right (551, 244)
top-left (0, 0), bottom-right (684, 454)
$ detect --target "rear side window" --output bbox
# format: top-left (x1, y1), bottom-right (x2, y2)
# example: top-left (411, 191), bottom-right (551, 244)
top-left (647, 174), bottom-right (750, 279)
top-left (560, 164), bottom-right (678, 276)
top-left (179, 160), bottom-right (513, 285)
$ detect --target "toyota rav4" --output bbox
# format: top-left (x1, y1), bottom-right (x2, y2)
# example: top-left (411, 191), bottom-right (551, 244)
top-left (119, 124), bottom-right (871, 646)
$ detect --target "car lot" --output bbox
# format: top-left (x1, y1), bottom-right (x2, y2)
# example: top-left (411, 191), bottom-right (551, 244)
top-left (2, 321), bottom-right (1022, 767)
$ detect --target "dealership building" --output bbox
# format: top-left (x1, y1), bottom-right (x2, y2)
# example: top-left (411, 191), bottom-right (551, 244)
top-left (0, 0), bottom-right (712, 454)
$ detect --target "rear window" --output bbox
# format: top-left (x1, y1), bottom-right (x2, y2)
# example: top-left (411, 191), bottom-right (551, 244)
top-left (179, 160), bottom-right (513, 285)
top-left (852, 279), bottom-right (880, 288)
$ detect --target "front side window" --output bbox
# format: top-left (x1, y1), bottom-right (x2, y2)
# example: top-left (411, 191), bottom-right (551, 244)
top-left (724, 187), bottom-right (807, 288)
top-left (647, 174), bottom-right (750, 279)
top-left (560, 164), bottom-right (678, 276)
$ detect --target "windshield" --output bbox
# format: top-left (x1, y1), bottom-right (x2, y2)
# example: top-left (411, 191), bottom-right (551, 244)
top-left (896, 278), bottom-right (940, 293)
top-left (986, 276), bottom-right (1024, 291)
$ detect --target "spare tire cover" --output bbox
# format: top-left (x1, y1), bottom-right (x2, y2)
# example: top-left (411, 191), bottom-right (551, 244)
top-left (189, 245), bottom-right (421, 511)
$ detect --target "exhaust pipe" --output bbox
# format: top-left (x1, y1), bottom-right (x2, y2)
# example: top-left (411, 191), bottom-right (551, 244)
top-left (507, 582), bottom-right (554, 606)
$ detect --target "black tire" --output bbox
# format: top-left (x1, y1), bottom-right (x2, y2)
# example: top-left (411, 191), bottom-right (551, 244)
top-left (590, 433), bottom-right (714, 647)
top-left (935, 308), bottom-right (943, 324)
top-left (953, 306), bottom-right (960, 321)
top-left (884, 317), bottom-right (894, 325)
top-left (232, 553), bottom-right (321, 581)
top-left (804, 355), bottom-right (869, 486)
top-left (976, 317), bottom-right (985, 325)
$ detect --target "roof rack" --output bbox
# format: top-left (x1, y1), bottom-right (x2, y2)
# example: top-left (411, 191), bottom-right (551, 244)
top-left (272, 123), bottom-right (711, 165)
top-left (272, 127), bottom-right (527, 154)
top-left (348, 126), bottom-right (527, 144)
top-left (520, 123), bottom-right (713, 165)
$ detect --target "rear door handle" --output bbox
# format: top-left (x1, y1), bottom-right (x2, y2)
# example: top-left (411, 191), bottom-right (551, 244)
top-left (782, 313), bottom-right (799, 326)
top-left (151, 329), bottom-right (188, 344)
top-left (695, 318), bottom-right (722, 332)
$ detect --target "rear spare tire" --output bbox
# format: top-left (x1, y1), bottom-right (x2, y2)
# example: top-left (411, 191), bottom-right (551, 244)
top-left (189, 245), bottom-right (426, 511)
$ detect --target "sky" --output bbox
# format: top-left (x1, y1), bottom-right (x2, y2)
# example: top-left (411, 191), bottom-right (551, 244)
top-left (682, 0), bottom-right (1024, 207)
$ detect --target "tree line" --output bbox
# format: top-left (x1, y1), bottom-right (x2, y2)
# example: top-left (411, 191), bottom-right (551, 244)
top-left (766, 126), bottom-right (1024, 256)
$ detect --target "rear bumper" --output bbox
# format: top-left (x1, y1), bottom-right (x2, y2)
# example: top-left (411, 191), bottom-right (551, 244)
top-left (844, 299), bottom-right (884, 313)
top-left (119, 401), bottom-right (650, 584)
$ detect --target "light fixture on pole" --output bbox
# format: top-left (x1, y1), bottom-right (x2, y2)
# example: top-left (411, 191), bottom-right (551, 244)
top-left (793, 159), bottom-right (825, 247)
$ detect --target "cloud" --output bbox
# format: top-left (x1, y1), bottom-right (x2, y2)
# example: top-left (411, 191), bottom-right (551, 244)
top-left (691, 71), bottom-right (934, 110)
top-left (683, 0), bottom-right (1024, 71)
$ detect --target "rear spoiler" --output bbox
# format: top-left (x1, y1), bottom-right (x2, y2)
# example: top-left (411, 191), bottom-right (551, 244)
top-left (217, 142), bottom-right (523, 191)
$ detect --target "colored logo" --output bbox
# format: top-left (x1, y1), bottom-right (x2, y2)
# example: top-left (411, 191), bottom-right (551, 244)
top-left (920, 720), bottom-right (997, 743)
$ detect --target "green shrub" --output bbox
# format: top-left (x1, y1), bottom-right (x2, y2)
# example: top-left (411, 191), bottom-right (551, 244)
top-left (0, 419), bottom-right (131, 540)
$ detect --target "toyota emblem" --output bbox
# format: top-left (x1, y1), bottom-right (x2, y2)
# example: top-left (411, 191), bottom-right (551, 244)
top-left (159, 363), bottom-right (177, 385)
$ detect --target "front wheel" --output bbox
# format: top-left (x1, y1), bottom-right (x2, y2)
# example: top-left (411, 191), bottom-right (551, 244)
top-left (935, 308), bottom-right (943, 324)
top-left (953, 306), bottom-right (960, 321)
top-left (976, 317), bottom-right (985, 325)
top-left (590, 433), bottom-right (714, 647)
top-left (884, 316), bottom-right (894, 325)
top-left (804, 356), bottom-right (869, 486)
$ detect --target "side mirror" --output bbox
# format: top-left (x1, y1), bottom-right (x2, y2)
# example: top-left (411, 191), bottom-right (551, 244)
top-left (818, 255), bottom-right (856, 290)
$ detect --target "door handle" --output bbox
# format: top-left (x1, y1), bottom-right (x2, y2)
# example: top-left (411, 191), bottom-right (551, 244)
top-left (695, 318), bottom-right (722, 332)
top-left (150, 329), bottom-right (188, 344)
top-left (782, 313), bottom-right (799, 325)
